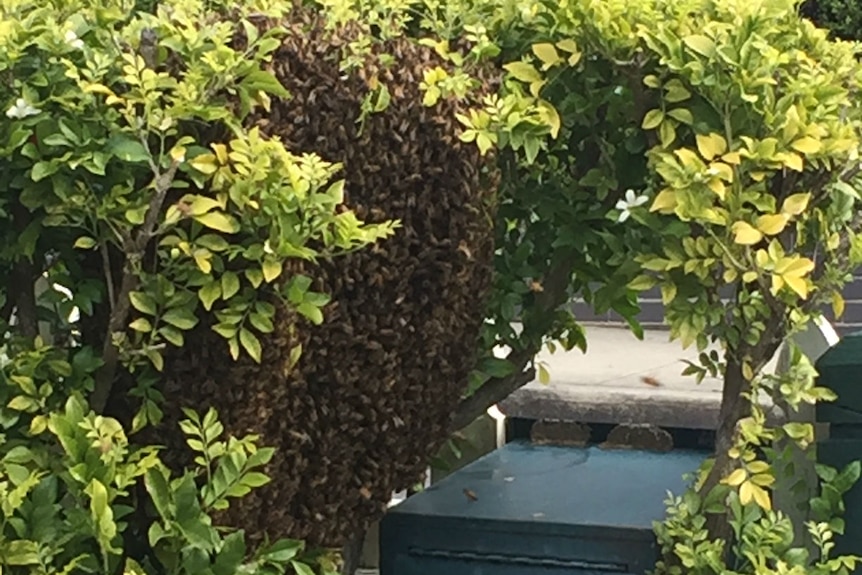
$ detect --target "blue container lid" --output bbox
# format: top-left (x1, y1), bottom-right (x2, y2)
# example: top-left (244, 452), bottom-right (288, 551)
top-left (389, 442), bottom-right (708, 535)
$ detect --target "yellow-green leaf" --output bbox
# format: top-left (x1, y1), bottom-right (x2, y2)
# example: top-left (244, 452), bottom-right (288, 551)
top-left (725, 468), bottom-right (747, 487)
top-left (193, 252), bottom-right (212, 274)
top-left (664, 84), bottom-right (691, 103)
top-left (537, 363), bottom-right (550, 385)
top-left (696, 133), bottom-right (727, 161)
top-left (29, 415), bottom-right (47, 435)
top-left (222, 272), bottom-right (240, 299)
top-left (262, 258), bottom-right (282, 283)
top-left (755, 214), bottom-right (789, 236)
top-left (783, 152), bottom-right (804, 172)
top-left (245, 269), bottom-right (263, 288)
top-left (146, 349), bottom-right (164, 372)
top-left (535, 100), bottom-right (561, 139)
top-left (739, 480), bottom-right (754, 505)
top-left (791, 137), bottom-right (822, 155)
top-left (641, 109), bottom-right (664, 130)
top-left (198, 281), bottom-right (221, 311)
top-left (650, 189), bottom-right (677, 212)
top-left (7, 395), bottom-right (36, 411)
top-left (129, 318), bottom-right (152, 333)
top-left (778, 257), bottom-right (815, 278)
top-left (503, 61), bottom-right (542, 83)
top-left (683, 34), bottom-right (715, 57)
top-left (74, 236), bottom-right (97, 249)
top-left (628, 275), bottom-right (657, 291)
top-left (189, 154), bottom-right (218, 175)
top-left (732, 221), bottom-right (763, 245)
top-left (750, 483), bottom-right (771, 510)
top-left (833, 292), bottom-right (846, 319)
top-left (781, 192), bottom-right (811, 216)
top-left (783, 275), bottom-right (809, 299)
top-left (193, 212), bottom-right (240, 234)
top-left (532, 43), bottom-right (561, 68)
top-left (742, 271), bottom-right (758, 283)
top-left (659, 120), bottom-right (676, 148)
top-left (667, 108), bottom-right (693, 124)
top-left (555, 39), bottom-right (579, 54)
top-left (239, 328), bottom-right (262, 363)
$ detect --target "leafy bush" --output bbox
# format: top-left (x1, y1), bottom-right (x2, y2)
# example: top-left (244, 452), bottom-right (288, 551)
top-left (801, 0), bottom-right (862, 40)
top-left (0, 0), bottom-right (393, 572)
top-left (316, 0), bottom-right (862, 571)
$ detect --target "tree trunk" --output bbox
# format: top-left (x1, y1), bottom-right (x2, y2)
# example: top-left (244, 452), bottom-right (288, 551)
top-left (340, 531), bottom-right (365, 575)
top-left (700, 357), bottom-right (751, 544)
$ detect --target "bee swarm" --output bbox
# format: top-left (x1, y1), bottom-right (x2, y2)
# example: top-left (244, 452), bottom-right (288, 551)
top-left (153, 12), bottom-right (499, 548)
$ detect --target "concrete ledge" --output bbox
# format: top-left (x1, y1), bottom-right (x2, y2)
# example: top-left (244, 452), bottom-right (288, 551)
top-left (500, 384), bottom-right (723, 430)
top-left (498, 325), bottom-right (786, 430)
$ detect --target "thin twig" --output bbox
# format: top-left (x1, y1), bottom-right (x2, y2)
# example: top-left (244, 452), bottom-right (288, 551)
top-left (91, 159), bottom-right (181, 413)
top-left (101, 242), bottom-right (117, 311)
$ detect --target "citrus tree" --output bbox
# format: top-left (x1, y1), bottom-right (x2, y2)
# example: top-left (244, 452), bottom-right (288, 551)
top-left (316, 0), bottom-right (862, 571)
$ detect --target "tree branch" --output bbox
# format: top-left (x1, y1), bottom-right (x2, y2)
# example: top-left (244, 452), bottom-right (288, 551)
top-left (450, 350), bottom-right (537, 433)
top-left (450, 253), bottom-right (575, 432)
top-left (91, 160), bottom-right (180, 413)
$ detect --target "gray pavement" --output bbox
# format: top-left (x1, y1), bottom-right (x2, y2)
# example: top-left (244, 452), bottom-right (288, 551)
top-left (499, 324), bottom-right (781, 430)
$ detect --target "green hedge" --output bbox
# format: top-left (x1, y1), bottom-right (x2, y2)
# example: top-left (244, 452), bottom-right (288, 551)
top-left (801, 0), bottom-right (862, 40)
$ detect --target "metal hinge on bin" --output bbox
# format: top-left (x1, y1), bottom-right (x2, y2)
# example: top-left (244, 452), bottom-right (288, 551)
top-left (408, 548), bottom-right (627, 571)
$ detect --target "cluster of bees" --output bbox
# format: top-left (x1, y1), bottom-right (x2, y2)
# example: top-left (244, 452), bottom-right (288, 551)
top-left (153, 10), bottom-right (500, 548)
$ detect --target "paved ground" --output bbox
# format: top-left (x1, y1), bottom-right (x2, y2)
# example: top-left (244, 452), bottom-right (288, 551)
top-left (498, 324), bottom-right (780, 429)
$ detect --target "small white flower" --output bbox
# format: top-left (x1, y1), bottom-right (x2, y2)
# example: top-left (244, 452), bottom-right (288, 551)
top-left (65, 30), bottom-right (84, 49)
top-left (6, 97), bottom-right (41, 119)
top-left (614, 189), bottom-right (649, 222)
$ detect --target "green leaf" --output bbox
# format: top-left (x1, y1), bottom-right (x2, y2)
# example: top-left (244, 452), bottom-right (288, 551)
top-left (107, 136), bottom-right (151, 163)
top-left (221, 272), bottom-right (241, 299)
top-left (31, 161), bottom-right (59, 182)
top-left (683, 34), bottom-right (715, 57)
top-left (159, 326), bottom-right (185, 347)
top-left (144, 468), bottom-right (172, 519)
top-left (212, 323), bottom-right (238, 338)
top-left (297, 302), bottom-right (324, 325)
top-left (129, 318), bottom-right (153, 332)
top-left (241, 471), bottom-right (270, 488)
top-left (537, 363), bottom-right (550, 384)
top-left (290, 561), bottom-right (316, 575)
top-left (7, 396), bottom-right (37, 411)
top-left (129, 292), bottom-right (157, 316)
top-left (245, 269), bottom-right (263, 288)
top-left (261, 540), bottom-right (303, 563)
top-left (241, 70), bottom-right (290, 98)
top-left (0, 540), bottom-right (41, 565)
top-left (239, 328), bottom-right (262, 363)
top-left (147, 349), bottom-right (164, 372)
top-left (641, 109), bottom-right (664, 130)
top-left (667, 108), bottom-right (693, 125)
top-left (503, 61), bottom-right (542, 83)
top-left (74, 236), bottom-right (97, 249)
top-left (199, 281), bottom-right (222, 311)
top-left (162, 309), bottom-right (199, 330)
top-left (262, 258), bottom-right (282, 283)
top-left (248, 311), bottom-right (275, 333)
top-left (194, 212), bottom-right (240, 234)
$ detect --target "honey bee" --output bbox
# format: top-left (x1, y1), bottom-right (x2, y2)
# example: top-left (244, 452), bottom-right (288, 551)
top-left (463, 488), bottom-right (478, 502)
top-left (641, 376), bottom-right (662, 387)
